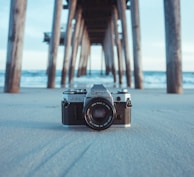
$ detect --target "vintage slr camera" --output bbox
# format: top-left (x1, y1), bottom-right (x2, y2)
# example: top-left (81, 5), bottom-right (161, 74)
top-left (61, 84), bottom-right (132, 130)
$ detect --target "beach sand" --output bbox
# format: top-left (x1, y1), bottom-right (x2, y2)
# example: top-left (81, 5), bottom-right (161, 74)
top-left (0, 87), bottom-right (194, 177)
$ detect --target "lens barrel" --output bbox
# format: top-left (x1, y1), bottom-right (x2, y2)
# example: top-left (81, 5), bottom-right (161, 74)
top-left (83, 98), bottom-right (116, 130)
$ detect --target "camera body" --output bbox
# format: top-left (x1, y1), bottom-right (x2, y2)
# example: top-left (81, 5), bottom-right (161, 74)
top-left (61, 84), bottom-right (132, 130)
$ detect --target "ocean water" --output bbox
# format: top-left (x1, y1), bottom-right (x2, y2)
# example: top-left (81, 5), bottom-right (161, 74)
top-left (0, 70), bottom-right (194, 89)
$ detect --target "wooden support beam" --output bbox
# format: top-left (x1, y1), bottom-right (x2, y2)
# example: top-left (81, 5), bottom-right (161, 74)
top-left (101, 47), bottom-right (105, 75)
top-left (164, 0), bottom-right (182, 94)
top-left (4, 0), bottom-right (27, 93)
top-left (112, 5), bottom-right (123, 85)
top-left (82, 42), bottom-right (91, 76)
top-left (130, 0), bottom-right (144, 89)
top-left (78, 18), bottom-right (85, 45)
top-left (103, 31), bottom-right (111, 76)
top-left (47, 0), bottom-right (63, 88)
top-left (77, 27), bottom-right (87, 77)
top-left (109, 21), bottom-right (117, 83)
top-left (82, 31), bottom-right (91, 76)
top-left (61, 0), bottom-right (77, 87)
top-left (76, 17), bottom-right (85, 77)
top-left (104, 20), bottom-right (117, 79)
top-left (117, 0), bottom-right (132, 87)
top-left (68, 7), bottom-right (82, 84)
top-left (79, 29), bottom-right (89, 76)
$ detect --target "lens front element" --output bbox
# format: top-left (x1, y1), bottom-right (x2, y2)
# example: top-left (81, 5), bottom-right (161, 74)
top-left (83, 98), bottom-right (115, 130)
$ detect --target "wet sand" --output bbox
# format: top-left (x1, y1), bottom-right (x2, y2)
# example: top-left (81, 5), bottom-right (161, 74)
top-left (0, 87), bottom-right (194, 177)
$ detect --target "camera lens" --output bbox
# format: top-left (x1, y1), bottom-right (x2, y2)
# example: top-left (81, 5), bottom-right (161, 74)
top-left (83, 98), bottom-right (116, 130)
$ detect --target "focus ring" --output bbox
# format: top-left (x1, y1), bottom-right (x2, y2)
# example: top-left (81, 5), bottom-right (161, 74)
top-left (83, 97), bottom-right (116, 130)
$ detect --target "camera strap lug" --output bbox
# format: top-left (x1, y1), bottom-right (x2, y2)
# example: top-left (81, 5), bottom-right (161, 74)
top-left (63, 99), bottom-right (70, 108)
top-left (126, 98), bottom-right (132, 107)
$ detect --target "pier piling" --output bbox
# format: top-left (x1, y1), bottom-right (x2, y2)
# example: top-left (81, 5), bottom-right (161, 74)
top-left (61, 0), bottom-right (77, 87)
top-left (4, 0), bottom-right (27, 93)
top-left (47, 0), bottom-right (63, 88)
top-left (131, 0), bottom-right (144, 89)
top-left (117, 0), bottom-right (132, 87)
top-left (112, 5), bottom-right (123, 85)
top-left (68, 7), bottom-right (82, 84)
top-left (164, 0), bottom-right (182, 93)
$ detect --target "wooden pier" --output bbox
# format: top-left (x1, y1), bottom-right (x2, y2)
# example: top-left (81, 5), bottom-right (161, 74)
top-left (4, 0), bottom-right (183, 93)
top-left (45, 0), bottom-right (142, 88)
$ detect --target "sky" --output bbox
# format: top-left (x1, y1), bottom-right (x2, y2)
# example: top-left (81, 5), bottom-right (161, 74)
top-left (0, 0), bottom-right (193, 71)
